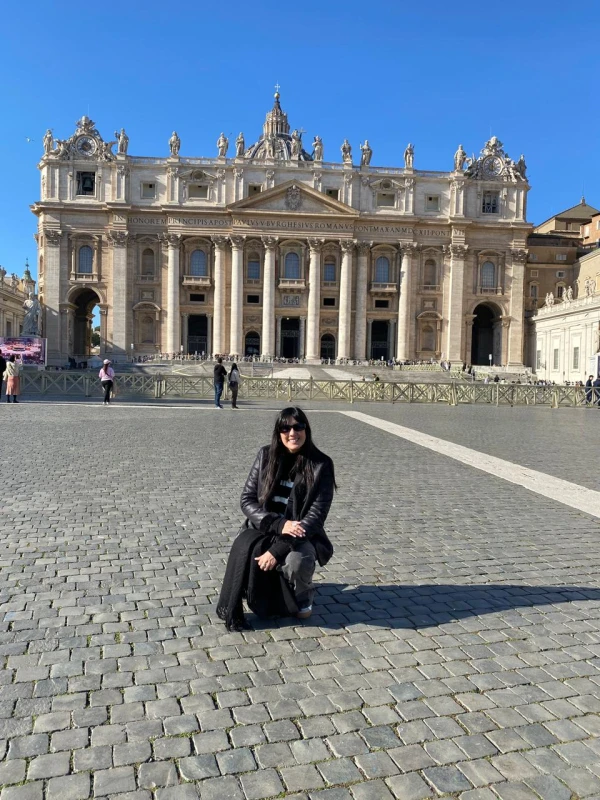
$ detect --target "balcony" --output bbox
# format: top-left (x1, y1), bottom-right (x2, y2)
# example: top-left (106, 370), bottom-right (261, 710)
top-left (478, 286), bottom-right (503, 295)
top-left (137, 274), bottom-right (158, 283)
top-left (323, 281), bottom-right (339, 289)
top-left (278, 278), bottom-right (306, 291)
top-left (420, 284), bottom-right (441, 292)
top-left (70, 272), bottom-right (99, 282)
top-left (369, 282), bottom-right (397, 295)
top-left (182, 275), bottom-right (211, 287)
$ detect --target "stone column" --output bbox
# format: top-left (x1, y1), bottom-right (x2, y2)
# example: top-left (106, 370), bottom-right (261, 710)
top-left (388, 319), bottom-right (396, 359)
top-left (276, 316), bottom-right (282, 357)
top-left (229, 235), bottom-right (245, 356)
top-left (508, 248), bottom-right (527, 366)
top-left (306, 238), bottom-right (324, 361)
top-left (354, 242), bottom-right (371, 360)
top-left (446, 243), bottom-right (468, 362)
top-left (182, 313), bottom-right (189, 354)
top-left (108, 230), bottom-right (129, 360)
top-left (366, 318), bottom-right (373, 359)
top-left (338, 240), bottom-right (355, 360)
top-left (166, 234), bottom-right (182, 354)
top-left (261, 236), bottom-right (278, 358)
top-left (299, 316), bottom-right (306, 359)
top-left (99, 307), bottom-right (108, 357)
top-left (396, 243), bottom-right (416, 360)
top-left (206, 313), bottom-right (212, 356)
top-left (211, 236), bottom-right (227, 355)
top-left (42, 229), bottom-right (63, 362)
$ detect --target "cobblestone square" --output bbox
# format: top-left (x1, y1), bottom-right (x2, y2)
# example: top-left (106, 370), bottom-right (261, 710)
top-left (2, 401), bottom-right (600, 799)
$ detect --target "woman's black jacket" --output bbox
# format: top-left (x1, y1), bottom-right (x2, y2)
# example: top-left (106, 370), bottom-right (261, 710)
top-left (240, 445), bottom-right (335, 566)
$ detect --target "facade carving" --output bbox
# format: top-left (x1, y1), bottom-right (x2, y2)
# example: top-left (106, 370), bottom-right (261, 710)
top-left (33, 92), bottom-right (532, 366)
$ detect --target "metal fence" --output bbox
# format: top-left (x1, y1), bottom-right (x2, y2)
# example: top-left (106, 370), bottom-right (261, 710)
top-left (19, 372), bottom-right (592, 407)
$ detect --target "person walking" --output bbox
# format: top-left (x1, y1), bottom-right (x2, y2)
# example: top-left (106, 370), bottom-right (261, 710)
top-left (229, 362), bottom-right (241, 409)
top-left (217, 406), bottom-right (336, 631)
top-left (0, 349), bottom-right (6, 402)
top-left (3, 355), bottom-right (22, 403)
top-left (593, 375), bottom-right (600, 408)
top-left (214, 357), bottom-right (227, 409)
top-left (99, 359), bottom-right (115, 405)
top-left (585, 375), bottom-right (594, 406)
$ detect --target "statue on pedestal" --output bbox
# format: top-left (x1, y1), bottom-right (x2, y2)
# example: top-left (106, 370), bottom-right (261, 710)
top-left (360, 140), bottom-right (372, 166)
top-left (454, 144), bottom-right (467, 171)
top-left (217, 133), bottom-right (229, 157)
top-left (516, 154), bottom-right (527, 179)
top-left (312, 136), bottom-right (323, 161)
top-left (235, 132), bottom-right (245, 157)
top-left (341, 139), bottom-right (352, 164)
top-left (565, 285), bottom-right (574, 302)
top-left (291, 129), bottom-right (302, 158)
top-left (114, 128), bottom-right (129, 155)
top-left (22, 292), bottom-right (42, 337)
top-left (169, 131), bottom-right (181, 157)
top-left (43, 129), bottom-right (54, 156)
top-left (545, 292), bottom-right (554, 306)
top-left (404, 143), bottom-right (414, 169)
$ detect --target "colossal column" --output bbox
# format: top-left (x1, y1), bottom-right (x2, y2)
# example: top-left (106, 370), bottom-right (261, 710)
top-left (446, 243), bottom-right (468, 362)
top-left (338, 240), bottom-right (355, 360)
top-left (108, 229), bottom-right (129, 359)
top-left (508, 248), bottom-right (528, 366)
top-left (229, 235), bottom-right (245, 356)
top-left (261, 236), bottom-right (278, 358)
top-left (42, 229), bottom-right (63, 362)
top-left (211, 236), bottom-right (227, 355)
top-left (354, 242), bottom-right (371, 360)
top-left (166, 234), bottom-right (182, 354)
top-left (306, 238), bottom-right (324, 361)
top-left (396, 243), bottom-right (416, 361)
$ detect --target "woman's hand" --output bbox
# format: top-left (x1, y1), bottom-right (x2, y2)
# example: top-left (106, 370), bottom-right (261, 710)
top-left (282, 520), bottom-right (305, 538)
top-left (255, 551), bottom-right (278, 571)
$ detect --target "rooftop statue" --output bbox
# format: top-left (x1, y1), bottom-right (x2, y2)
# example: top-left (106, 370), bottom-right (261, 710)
top-left (169, 131), bottom-right (181, 157)
top-left (404, 143), bottom-right (414, 169)
top-left (217, 133), bottom-right (229, 157)
top-left (454, 144), bottom-right (467, 171)
top-left (312, 135), bottom-right (323, 161)
top-left (114, 128), bottom-right (129, 155)
top-left (43, 129), bottom-right (54, 156)
top-left (341, 139), bottom-right (352, 164)
top-left (235, 132), bottom-right (245, 157)
top-left (360, 140), bottom-right (372, 167)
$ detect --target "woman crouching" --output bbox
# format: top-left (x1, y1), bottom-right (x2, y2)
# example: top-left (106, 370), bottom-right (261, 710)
top-left (217, 407), bottom-right (336, 631)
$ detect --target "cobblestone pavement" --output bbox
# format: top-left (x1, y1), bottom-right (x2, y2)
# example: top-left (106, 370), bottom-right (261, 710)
top-left (2, 403), bottom-right (600, 799)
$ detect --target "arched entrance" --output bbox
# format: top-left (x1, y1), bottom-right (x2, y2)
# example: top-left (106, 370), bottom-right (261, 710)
top-left (471, 304), bottom-right (501, 366)
top-left (320, 333), bottom-right (336, 360)
top-left (72, 289), bottom-right (100, 363)
top-left (245, 330), bottom-right (260, 357)
top-left (370, 320), bottom-right (390, 360)
top-left (280, 318), bottom-right (300, 358)
top-left (188, 315), bottom-right (208, 354)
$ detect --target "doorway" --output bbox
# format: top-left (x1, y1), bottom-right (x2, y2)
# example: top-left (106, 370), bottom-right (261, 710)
top-left (188, 314), bottom-right (208, 354)
top-left (370, 320), bottom-right (390, 360)
top-left (73, 289), bottom-right (100, 360)
top-left (245, 330), bottom-right (260, 357)
top-left (471, 304), bottom-right (500, 365)
top-left (320, 333), bottom-right (336, 360)
top-left (280, 318), bottom-right (300, 358)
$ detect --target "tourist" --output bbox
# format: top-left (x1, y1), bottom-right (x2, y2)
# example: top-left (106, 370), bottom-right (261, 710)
top-left (0, 349), bottom-right (6, 402)
top-left (585, 375), bottom-right (594, 405)
top-left (229, 362), bottom-right (241, 409)
top-left (99, 359), bottom-right (115, 405)
top-left (3, 355), bottom-right (22, 403)
top-left (214, 357), bottom-right (227, 408)
top-left (217, 406), bottom-right (336, 631)
top-left (593, 375), bottom-right (600, 407)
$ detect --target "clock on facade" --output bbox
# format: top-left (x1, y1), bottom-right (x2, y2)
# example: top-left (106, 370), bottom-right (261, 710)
top-left (482, 155), bottom-right (503, 178)
top-left (75, 136), bottom-right (97, 156)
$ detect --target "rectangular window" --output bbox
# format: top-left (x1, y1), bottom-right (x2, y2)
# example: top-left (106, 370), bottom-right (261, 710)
top-left (536, 350), bottom-right (542, 370)
top-left (375, 299), bottom-right (389, 309)
top-left (530, 269), bottom-right (539, 277)
top-left (322, 297), bottom-right (336, 307)
top-left (482, 192), bottom-right (499, 214)
top-left (190, 293), bottom-right (205, 302)
top-left (325, 189), bottom-right (339, 200)
top-left (530, 284), bottom-right (538, 298)
top-left (573, 347), bottom-right (580, 370)
top-left (376, 192), bottom-right (395, 207)
top-left (189, 184), bottom-right (208, 199)
top-left (247, 261), bottom-right (260, 280)
top-left (425, 195), bottom-right (440, 211)
top-left (557, 285), bottom-right (564, 299)
top-left (553, 348), bottom-right (559, 371)
top-left (246, 294), bottom-right (260, 304)
top-left (323, 263), bottom-right (336, 282)
top-left (555, 254), bottom-right (567, 261)
top-left (141, 182), bottom-right (156, 199)
top-left (76, 171), bottom-right (95, 196)
top-left (556, 271), bottom-right (565, 278)
top-left (248, 185), bottom-right (262, 195)
top-left (529, 254), bottom-right (538, 262)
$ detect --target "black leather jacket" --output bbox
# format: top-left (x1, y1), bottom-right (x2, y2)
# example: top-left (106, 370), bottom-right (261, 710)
top-left (240, 445), bottom-right (335, 566)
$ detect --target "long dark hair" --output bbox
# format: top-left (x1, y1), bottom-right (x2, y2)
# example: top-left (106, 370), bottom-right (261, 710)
top-left (259, 406), bottom-right (334, 504)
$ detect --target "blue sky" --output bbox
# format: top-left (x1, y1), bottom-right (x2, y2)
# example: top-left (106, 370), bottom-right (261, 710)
top-left (1, 0), bottom-right (598, 282)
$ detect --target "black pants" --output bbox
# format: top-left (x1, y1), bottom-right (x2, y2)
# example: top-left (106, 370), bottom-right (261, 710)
top-left (230, 384), bottom-right (239, 408)
top-left (102, 380), bottom-right (113, 403)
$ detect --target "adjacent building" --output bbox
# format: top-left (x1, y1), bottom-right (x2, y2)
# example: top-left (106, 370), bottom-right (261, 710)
top-left (0, 263), bottom-right (35, 339)
top-left (32, 93), bottom-right (532, 366)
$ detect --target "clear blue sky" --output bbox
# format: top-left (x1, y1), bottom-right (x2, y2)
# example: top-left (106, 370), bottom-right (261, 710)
top-left (1, 0), bottom-right (598, 282)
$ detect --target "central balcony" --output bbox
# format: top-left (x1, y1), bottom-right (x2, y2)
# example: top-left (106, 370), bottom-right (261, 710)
top-left (369, 282), bottom-right (397, 295)
top-left (182, 275), bottom-right (211, 287)
top-left (279, 278), bottom-right (306, 291)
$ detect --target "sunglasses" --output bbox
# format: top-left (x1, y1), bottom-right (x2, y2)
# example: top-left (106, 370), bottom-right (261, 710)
top-left (279, 422), bottom-right (306, 434)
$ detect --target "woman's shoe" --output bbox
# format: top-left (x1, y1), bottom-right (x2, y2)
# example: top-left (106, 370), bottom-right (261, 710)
top-left (297, 605), bottom-right (312, 620)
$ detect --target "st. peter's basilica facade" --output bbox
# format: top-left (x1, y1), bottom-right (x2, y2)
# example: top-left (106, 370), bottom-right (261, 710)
top-left (32, 93), bottom-right (531, 366)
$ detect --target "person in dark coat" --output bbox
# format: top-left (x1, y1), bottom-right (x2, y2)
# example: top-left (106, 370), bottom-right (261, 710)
top-left (585, 375), bottom-right (594, 406)
top-left (213, 357), bottom-right (227, 408)
top-left (217, 406), bottom-right (336, 631)
top-left (0, 350), bottom-right (6, 402)
top-left (593, 376), bottom-right (600, 407)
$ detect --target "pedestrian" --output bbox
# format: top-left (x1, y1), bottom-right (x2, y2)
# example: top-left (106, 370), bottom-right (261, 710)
top-left (213, 357), bottom-right (227, 408)
top-left (229, 362), bottom-right (241, 409)
top-left (585, 375), bottom-right (594, 406)
top-left (216, 406), bottom-right (336, 631)
top-left (3, 355), bottom-right (22, 403)
top-left (0, 349), bottom-right (6, 402)
top-left (99, 359), bottom-right (115, 405)
top-left (593, 375), bottom-right (600, 407)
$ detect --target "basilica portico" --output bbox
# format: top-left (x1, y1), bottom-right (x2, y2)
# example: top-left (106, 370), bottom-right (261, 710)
top-left (32, 93), bottom-right (532, 366)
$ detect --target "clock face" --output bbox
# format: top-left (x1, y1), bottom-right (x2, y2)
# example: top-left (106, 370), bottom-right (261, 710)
top-left (76, 136), bottom-right (97, 157)
top-left (483, 155), bottom-right (503, 177)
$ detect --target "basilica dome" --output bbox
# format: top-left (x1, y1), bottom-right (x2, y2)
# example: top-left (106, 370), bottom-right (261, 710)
top-left (244, 92), bottom-right (313, 162)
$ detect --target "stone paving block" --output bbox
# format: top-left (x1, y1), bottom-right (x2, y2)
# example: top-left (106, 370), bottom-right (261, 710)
top-left (354, 751), bottom-right (399, 779)
top-left (216, 746), bottom-right (257, 775)
top-left (281, 765), bottom-right (326, 792)
top-left (523, 774), bottom-right (572, 800)
top-left (349, 780), bottom-right (395, 799)
top-left (290, 738), bottom-right (330, 764)
top-left (0, 784), bottom-right (44, 800)
top-left (318, 757), bottom-right (363, 785)
top-left (195, 776), bottom-right (243, 800)
top-left (46, 773), bottom-right (91, 800)
top-left (239, 768), bottom-right (284, 799)
top-left (385, 772), bottom-right (434, 800)
top-left (137, 761), bottom-right (179, 788)
top-left (155, 787), bottom-right (199, 800)
top-left (422, 765), bottom-right (472, 794)
top-left (27, 751), bottom-right (70, 779)
top-left (492, 783), bottom-right (540, 800)
top-left (94, 765), bottom-right (136, 796)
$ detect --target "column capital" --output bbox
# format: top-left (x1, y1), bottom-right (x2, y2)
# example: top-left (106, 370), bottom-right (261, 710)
top-left (339, 239), bottom-right (356, 253)
top-left (307, 237), bottom-right (325, 252)
top-left (356, 241), bottom-right (372, 255)
top-left (399, 241), bottom-right (418, 256)
top-left (510, 248), bottom-right (528, 264)
top-left (211, 235), bottom-right (228, 250)
top-left (261, 236), bottom-right (279, 251)
top-left (44, 228), bottom-right (63, 246)
top-left (230, 235), bottom-right (246, 250)
top-left (450, 243), bottom-right (468, 259)
top-left (166, 233), bottom-right (182, 248)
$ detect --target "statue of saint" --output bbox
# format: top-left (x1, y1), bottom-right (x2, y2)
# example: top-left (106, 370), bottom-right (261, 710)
top-left (265, 134), bottom-right (276, 159)
top-left (341, 139), bottom-right (352, 164)
top-left (404, 143), bottom-right (414, 169)
top-left (114, 128), bottom-right (129, 155)
top-left (565, 285), bottom-right (574, 302)
top-left (43, 129), bottom-right (54, 156)
top-left (291, 129), bottom-right (302, 158)
top-left (217, 133), bottom-right (229, 157)
top-left (22, 292), bottom-right (42, 337)
top-left (516, 154), bottom-right (527, 178)
top-left (360, 140), bottom-right (372, 167)
top-left (169, 131), bottom-right (181, 157)
top-left (454, 144), bottom-right (467, 171)
top-left (312, 136), bottom-right (323, 160)
top-left (235, 132), bottom-right (245, 157)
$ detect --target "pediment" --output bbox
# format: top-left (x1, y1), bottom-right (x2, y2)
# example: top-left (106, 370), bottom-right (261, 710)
top-left (228, 180), bottom-right (359, 217)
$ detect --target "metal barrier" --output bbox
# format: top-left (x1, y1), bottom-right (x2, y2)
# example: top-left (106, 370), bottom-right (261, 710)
top-left (20, 372), bottom-right (590, 407)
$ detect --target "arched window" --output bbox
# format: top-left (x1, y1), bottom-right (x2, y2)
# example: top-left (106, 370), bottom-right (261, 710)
top-left (284, 252), bottom-right (300, 279)
top-left (556, 283), bottom-right (565, 299)
top-left (245, 330), bottom-right (260, 356)
top-left (375, 256), bottom-right (390, 283)
top-left (78, 245), bottom-right (93, 274)
top-left (190, 249), bottom-right (207, 277)
top-left (320, 333), bottom-right (336, 359)
top-left (481, 261), bottom-right (496, 289)
top-left (530, 283), bottom-right (538, 299)
top-left (421, 326), bottom-right (436, 351)
top-left (423, 259), bottom-right (437, 287)
top-left (247, 254), bottom-right (260, 281)
top-left (324, 258), bottom-right (336, 283)
top-left (141, 249), bottom-right (155, 276)
top-left (141, 316), bottom-right (155, 343)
